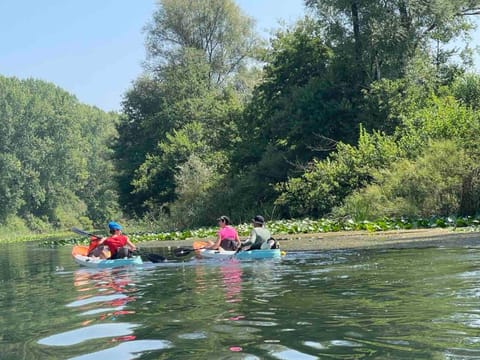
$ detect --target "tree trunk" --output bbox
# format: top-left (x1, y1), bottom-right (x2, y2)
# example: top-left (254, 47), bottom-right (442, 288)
top-left (459, 167), bottom-right (480, 216)
top-left (350, 0), bottom-right (364, 84)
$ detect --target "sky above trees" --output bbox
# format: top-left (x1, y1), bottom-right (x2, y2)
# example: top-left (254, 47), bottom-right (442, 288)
top-left (0, 0), bottom-right (305, 112)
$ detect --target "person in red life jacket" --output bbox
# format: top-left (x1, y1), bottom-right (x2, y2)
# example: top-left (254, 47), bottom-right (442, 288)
top-left (96, 221), bottom-right (137, 259)
top-left (87, 236), bottom-right (110, 258)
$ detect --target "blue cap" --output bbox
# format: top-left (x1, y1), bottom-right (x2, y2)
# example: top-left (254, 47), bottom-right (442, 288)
top-left (108, 221), bottom-right (122, 230)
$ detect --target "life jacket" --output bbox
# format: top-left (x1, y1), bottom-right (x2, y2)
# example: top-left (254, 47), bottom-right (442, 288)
top-left (87, 237), bottom-right (100, 253)
top-left (103, 234), bottom-right (128, 256)
top-left (220, 238), bottom-right (240, 251)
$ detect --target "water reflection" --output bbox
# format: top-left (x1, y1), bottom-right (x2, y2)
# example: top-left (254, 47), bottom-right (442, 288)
top-left (70, 269), bottom-right (137, 324)
top-left (69, 339), bottom-right (172, 360)
top-left (3, 244), bottom-right (480, 358)
top-left (260, 344), bottom-right (319, 360)
top-left (220, 260), bottom-right (243, 303)
top-left (35, 266), bottom-right (175, 359)
top-left (38, 323), bottom-right (139, 346)
top-left (193, 259), bottom-right (243, 303)
top-left (38, 269), bottom-right (140, 347)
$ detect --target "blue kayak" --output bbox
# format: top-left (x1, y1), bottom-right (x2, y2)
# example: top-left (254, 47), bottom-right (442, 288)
top-left (72, 245), bottom-right (143, 269)
top-left (198, 248), bottom-right (283, 260)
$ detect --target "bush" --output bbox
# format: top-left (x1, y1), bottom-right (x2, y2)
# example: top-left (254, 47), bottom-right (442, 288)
top-left (452, 73), bottom-right (480, 110)
top-left (335, 140), bottom-right (475, 220)
top-left (275, 128), bottom-right (401, 218)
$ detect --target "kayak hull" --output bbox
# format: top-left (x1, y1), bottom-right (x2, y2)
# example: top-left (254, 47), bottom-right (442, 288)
top-left (198, 248), bottom-right (282, 260)
top-left (72, 245), bottom-right (143, 269)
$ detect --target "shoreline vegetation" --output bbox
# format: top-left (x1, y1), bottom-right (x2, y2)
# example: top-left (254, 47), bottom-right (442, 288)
top-left (15, 217), bottom-right (480, 251)
top-left (137, 228), bottom-right (480, 252)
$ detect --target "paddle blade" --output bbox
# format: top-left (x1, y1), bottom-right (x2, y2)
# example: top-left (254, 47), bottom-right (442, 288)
top-left (72, 245), bottom-right (89, 256)
top-left (145, 253), bottom-right (166, 263)
top-left (173, 247), bottom-right (194, 257)
top-left (193, 241), bottom-right (208, 250)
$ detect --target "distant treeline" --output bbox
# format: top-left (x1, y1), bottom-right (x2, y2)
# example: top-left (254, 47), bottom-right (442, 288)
top-left (2, 0), bottom-right (480, 232)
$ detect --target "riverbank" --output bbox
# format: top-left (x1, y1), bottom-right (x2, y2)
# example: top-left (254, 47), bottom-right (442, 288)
top-left (138, 228), bottom-right (480, 251)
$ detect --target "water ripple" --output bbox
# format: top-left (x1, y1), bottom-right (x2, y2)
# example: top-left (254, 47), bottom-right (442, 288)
top-left (38, 323), bottom-right (139, 346)
top-left (260, 344), bottom-right (319, 360)
top-left (68, 339), bottom-right (172, 360)
top-left (66, 294), bottom-right (129, 308)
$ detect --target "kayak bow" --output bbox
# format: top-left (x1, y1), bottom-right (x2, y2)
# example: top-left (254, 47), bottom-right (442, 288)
top-left (72, 245), bottom-right (143, 269)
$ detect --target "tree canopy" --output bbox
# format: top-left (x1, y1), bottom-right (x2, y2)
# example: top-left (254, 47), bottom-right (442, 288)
top-left (0, 76), bottom-right (119, 230)
top-left (2, 1), bottom-right (480, 232)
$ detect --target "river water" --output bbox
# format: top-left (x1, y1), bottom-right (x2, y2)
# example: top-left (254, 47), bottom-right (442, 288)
top-left (1, 242), bottom-right (480, 359)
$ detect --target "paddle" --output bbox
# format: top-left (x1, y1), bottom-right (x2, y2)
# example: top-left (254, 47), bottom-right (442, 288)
top-left (173, 247), bottom-right (197, 257)
top-left (70, 227), bottom-right (166, 263)
top-left (173, 240), bottom-right (209, 257)
top-left (71, 227), bottom-right (101, 239)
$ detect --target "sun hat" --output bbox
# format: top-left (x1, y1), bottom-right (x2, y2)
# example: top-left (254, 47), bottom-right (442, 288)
top-left (252, 215), bottom-right (265, 225)
top-left (108, 221), bottom-right (122, 231)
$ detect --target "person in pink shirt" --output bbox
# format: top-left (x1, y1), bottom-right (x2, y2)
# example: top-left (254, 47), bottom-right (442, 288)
top-left (206, 215), bottom-right (241, 251)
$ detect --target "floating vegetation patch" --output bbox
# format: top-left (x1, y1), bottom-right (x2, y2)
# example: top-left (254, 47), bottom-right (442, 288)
top-left (36, 215), bottom-right (480, 247)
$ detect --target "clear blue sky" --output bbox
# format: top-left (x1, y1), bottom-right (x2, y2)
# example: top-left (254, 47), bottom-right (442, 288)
top-left (0, 0), bottom-right (305, 112)
top-left (1, 1), bottom-right (478, 112)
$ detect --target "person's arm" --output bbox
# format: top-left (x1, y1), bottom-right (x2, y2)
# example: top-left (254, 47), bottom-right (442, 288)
top-left (125, 237), bottom-right (136, 251)
top-left (207, 234), bottom-right (222, 250)
top-left (242, 230), bottom-right (255, 246)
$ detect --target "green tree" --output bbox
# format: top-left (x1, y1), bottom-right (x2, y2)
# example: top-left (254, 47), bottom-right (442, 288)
top-left (131, 120), bottom-right (230, 217)
top-left (280, 92), bottom-right (480, 219)
top-left (169, 154), bottom-right (223, 228)
top-left (228, 19), bottom-right (362, 217)
top-left (452, 73), bottom-right (480, 110)
top-left (246, 0), bottom-right (480, 220)
top-left (144, 0), bottom-right (262, 85)
top-left (118, 0), bottom-right (258, 217)
top-left (0, 154), bottom-right (24, 222)
top-left (116, 50), bottom-right (213, 213)
top-left (0, 76), bottom-right (119, 229)
top-left (305, 0), bottom-right (479, 83)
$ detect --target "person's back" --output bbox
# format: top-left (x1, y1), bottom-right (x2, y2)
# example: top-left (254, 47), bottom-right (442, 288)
top-left (250, 227), bottom-right (272, 250)
top-left (87, 237), bottom-right (110, 258)
top-left (95, 221), bottom-right (137, 259)
top-left (219, 225), bottom-right (238, 241)
top-left (104, 234), bottom-right (128, 257)
top-left (242, 215), bottom-right (272, 250)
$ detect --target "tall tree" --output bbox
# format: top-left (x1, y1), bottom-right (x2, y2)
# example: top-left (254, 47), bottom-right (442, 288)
top-left (305, 0), bottom-right (480, 83)
top-left (0, 76), bottom-right (119, 228)
top-left (118, 0), bottom-right (259, 216)
top-left (144, 0), bottom-right (262, 85)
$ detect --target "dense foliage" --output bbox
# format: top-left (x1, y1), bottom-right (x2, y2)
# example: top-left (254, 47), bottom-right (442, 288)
top-left (0, 76), bottom-right (119, 231)
top-left (2, 1), bottom-right (480, 236)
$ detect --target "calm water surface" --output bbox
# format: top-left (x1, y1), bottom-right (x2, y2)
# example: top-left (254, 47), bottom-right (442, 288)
top-left (1, 242), bottom-right (480, 359)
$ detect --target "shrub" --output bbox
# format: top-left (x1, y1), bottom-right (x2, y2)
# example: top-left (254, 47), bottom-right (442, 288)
top-left (335, 140), bottom-right (475, 220)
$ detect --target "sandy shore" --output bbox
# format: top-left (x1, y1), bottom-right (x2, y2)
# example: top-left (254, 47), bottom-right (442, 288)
top-left (138, 228), bottom-right (480, 251)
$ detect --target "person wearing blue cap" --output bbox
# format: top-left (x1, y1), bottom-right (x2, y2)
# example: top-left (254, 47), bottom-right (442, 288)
top-left (95, 221), bottom-right (136, 259)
